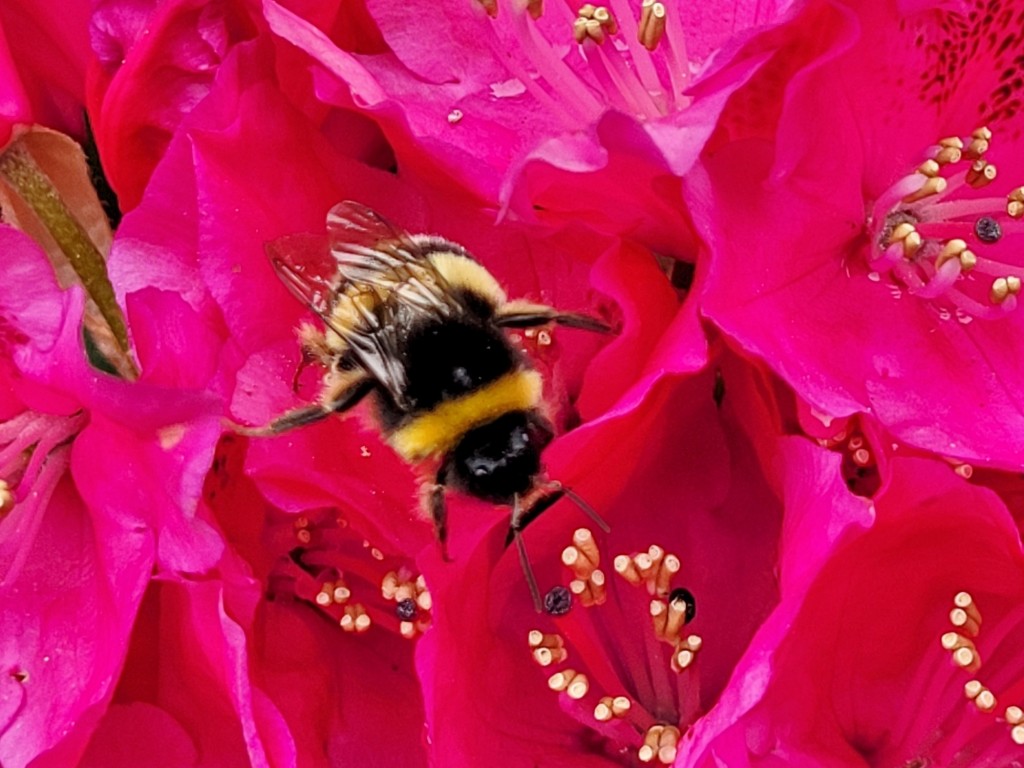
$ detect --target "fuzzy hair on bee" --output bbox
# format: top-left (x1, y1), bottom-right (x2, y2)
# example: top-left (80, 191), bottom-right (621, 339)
top-left (244, 201), bottom-right (612, 611)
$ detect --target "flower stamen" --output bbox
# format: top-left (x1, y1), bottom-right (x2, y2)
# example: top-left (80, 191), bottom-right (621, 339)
top-left (867, 127), bottom-right (1024, 321)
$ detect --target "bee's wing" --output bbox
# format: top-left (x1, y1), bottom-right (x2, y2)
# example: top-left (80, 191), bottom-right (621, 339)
top-left (326, 201), bottom-right (466, 316)
top-left (265, 232), bottom-right (338, 316)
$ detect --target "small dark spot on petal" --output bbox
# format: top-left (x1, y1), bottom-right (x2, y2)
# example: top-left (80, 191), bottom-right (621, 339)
top-left (396, 598), bottom-right (417, 620)
top-left (544, 585), bottom-right (572, 616)
top-left (975, 216), bottom-right (1002, 243)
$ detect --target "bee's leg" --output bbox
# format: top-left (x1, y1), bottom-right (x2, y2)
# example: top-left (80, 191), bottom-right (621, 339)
top-left (294, 323), bottom-right (332, 392)
top-left (494, 301), bottom-right (613, 334)
top-left (427, 480), bottom-right (451, 562)
top-left (508, 493), bottom-right (543, 612)
top-left (232, 377), bottom-right (373, 437)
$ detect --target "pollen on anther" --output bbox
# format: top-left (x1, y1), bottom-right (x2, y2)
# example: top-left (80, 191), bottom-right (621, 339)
top-left (1005, 705), bottom-right (1024, 725)
top-left (340, 604), bottom-right (372, 633)
top-left (966, 159), bottom-right (998, 188)
top-left (548, 669), bottom-right (589, 699)
top-left (903, 176), bottom-right (947, 203)
top-left (594, 695), bottom-right (631, 721)
top-left (976, 689), bottom-right (998, 713)
top-left (1008, 188), bottom-right (1024, 219)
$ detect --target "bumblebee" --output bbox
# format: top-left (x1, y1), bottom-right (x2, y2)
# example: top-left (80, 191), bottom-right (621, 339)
top-left (252, 202), bottom-right (611, 609)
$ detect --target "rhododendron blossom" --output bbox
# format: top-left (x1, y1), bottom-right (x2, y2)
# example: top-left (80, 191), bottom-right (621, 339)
top-left (261, 0), bottom-right (792, 251)
top-left (685, 453), bottom-right (1024, 767)
top-left (7, 0), bottom-right (1024, 765)
top-left (697, 0), bottom-right (1024, 467)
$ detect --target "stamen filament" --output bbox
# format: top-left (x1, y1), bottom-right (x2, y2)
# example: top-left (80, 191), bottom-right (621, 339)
top-left (591, 41), bottom-right (662, 119)
top-left (514, 10), bottom-right (604, 118)
top-left (606, 0), bottom-right (664, 104)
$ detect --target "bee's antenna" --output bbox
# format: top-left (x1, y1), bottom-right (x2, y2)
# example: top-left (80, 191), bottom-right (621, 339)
top-left (561, 486), bottom-right (610, 533)
top-left (512, 494), bottom-right (544, 612)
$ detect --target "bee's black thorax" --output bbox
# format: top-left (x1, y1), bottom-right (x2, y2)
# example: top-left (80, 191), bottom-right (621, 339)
top-left (446, 411), bottom-right (553, 504)
top-left (376, 316), bottom-right (519, 427)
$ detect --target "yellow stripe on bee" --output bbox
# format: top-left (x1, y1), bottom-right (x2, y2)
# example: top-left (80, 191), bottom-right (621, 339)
top-left (389, 370), bottom-right (543, 461)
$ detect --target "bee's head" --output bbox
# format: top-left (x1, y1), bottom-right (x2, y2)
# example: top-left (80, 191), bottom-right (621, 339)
top-left (449, 412), bottom-right (552, 504)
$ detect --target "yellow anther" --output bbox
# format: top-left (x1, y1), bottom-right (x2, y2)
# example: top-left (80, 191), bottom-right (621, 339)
top-left (574, 4), bottom-right (616, 43)
top-left (935, 239), bottom-right (967, 269)
top-left (851, 448), bottom-right (871, 466)
top-left (637, 0), bottom-right (666, 51)
top-left (548, 669), bottom-right (589, 699)
top-left (950, 593), bottom-right (983, 630)
top-left (671, 634), bottom-right (703, 673)
top-left (593, 6), bottom-right (617, 32)
top-left (933, 146), bottom-right (962, 166)
top-left (639, 724), bottom-right (680, 765)
top-left (965, 679), bottom-right (985, 700)
top-left (416, 591), bottom-right (431, 613)
top-left (1006, 705), bottom-right (1024, 725)
top-left (573, 527), bottom-right (600, 562)
top-left (953, 645), bottom-right (980, 673)
top-left (976, 689), bottom-right (998, 713)
top-left (1009, 276), bottom-right (1023, 295)
top-left (339, 604), bottom-right (371, 633)
top-left (903, 176), bottom-right (947, 203)
top-left (965, 137), bottom-right (990, 160)
top-left (953, 462), bottom-right (974, 479)
top-left (966, 159), bottom-right (997, 188)
top-left (1013, 725), bottom-right (1024, 746)
top-left (570, 569), bottom-right (607, 607)
top-left (563, 528), bottom-right (600, 579)
top-left (992, 277), bottom-right (1012, 305)
top-left (887, 222), bottom-right (922, 259)
top-left (959, 250), bottom-right (977, 271)
top-left (946, 606), bottom-right (978, 638)
top-left (594, 695), bottom-right (631, 721)
top-left (938, 136), bottom-right (965, 149)
top-left (655, 553), bottom-right (681, 597)
top-left (528, 630), bottom-right (567, 666)
top-left (973, 126), bottom-right (993, 142)
top-left (614, 553), bottom-right (642, 585)
top-left (382, 571), bottom-right (400, 600)
top-left (917, 159), bottom-right (941, 177)
top-left (946, 635), bottom-right (979, 672)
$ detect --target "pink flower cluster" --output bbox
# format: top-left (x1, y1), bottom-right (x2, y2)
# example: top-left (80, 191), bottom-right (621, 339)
top-left (2, 0), bottom-right (1024, 765)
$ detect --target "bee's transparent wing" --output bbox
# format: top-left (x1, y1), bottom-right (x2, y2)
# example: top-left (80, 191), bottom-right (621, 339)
top-left (326, 201), bottom-right (465, 316)
top-left (265, 232), bottom-right (338, 316)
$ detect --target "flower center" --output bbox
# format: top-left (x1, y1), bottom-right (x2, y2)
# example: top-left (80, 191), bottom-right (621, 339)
top-left (267, 508), bottom-right (432, 639)
top-left (469, 0), bottom-right (696, 127)
top-left (865, 127), bottom-right (1024, 321)
top-left (525, 528), bottom-right (702, 764)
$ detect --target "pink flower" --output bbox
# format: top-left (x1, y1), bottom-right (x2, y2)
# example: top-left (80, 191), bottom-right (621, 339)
top-left (0, 0), bottom-right (91, 145)
top-left (695, 0), bottom-right (1024, 467)
top-left (0, 227), bottom-right (221, 767)
top-left (682, 448), bottom-right (1024, 767)
top-left (86, 0), bottom-right (256, 210)
top-left (261, 0), bottom-right (791, 251)
top-left (414, 360), bottom-right (784, 766)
